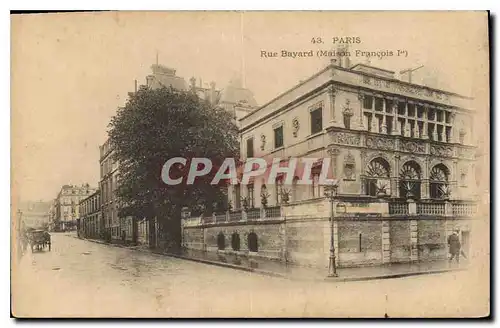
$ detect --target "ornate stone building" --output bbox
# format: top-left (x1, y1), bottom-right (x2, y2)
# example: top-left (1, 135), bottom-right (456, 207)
top-left (182, 59), bottom-right (478, 269)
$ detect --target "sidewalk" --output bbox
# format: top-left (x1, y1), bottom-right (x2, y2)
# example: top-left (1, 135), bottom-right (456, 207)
top-left (77, 236), bottom-right (467, 282)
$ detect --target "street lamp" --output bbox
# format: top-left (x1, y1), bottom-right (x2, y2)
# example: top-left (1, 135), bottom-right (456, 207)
top-left (324, 179), bottom-right (339, 277)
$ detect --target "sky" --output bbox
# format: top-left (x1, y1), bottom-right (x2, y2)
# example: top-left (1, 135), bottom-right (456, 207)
top-left (11, 11), bottom-right (489, 203)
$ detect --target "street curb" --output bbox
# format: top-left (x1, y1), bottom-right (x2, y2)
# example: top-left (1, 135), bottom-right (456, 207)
top-left (323, 268), bottom-right (467, 283)
top-left (78, 236), bottom-right (465, 282)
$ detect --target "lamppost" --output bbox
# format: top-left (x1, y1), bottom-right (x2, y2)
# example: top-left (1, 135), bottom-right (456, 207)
top-left (324, 179), bottom-right (339, 277)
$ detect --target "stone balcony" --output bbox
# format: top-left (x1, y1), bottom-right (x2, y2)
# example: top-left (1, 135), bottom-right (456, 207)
top-left (182, 198), bottom-right (478, 228)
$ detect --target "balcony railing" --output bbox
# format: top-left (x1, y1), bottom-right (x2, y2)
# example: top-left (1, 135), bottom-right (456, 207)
top-left (265, 206), bottom-right (281, 218)
top-left (452, 203), bottom-right (477, 216)
top-left (389, 202), bottom-right (409, 215)
top-left (229, 210), bottom-right (243, 222)
top-left (184, 207), bottom-right (283, 226)
top-left (417, 202), bottom-right (446, 215)
top-left (246, 208), bottom-right (261, 220)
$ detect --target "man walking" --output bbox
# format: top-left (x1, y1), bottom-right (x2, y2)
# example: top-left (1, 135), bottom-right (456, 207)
top-left (448, 229), bottom-right (461, 264)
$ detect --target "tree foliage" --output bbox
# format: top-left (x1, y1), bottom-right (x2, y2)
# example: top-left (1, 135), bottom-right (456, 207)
top-left (108, 86), bottom-right (239, 250)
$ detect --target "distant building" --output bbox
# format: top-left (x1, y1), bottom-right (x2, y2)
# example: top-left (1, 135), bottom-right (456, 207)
top-left (19, 200), bottom-right (51, 229)
top-left (54, 184), bottom-right (97, 231)
top-left (145, 64), bottom-right (188, 90)
top-left (78, 190), bottom-right (101, 239)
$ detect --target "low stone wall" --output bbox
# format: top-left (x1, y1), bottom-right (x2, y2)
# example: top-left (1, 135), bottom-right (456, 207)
top-left (390, 220), bottom-right (411, 263)
top-left (182, 215), bottom-right (473, 269)
top-left (337, 220), bottom-right (383, 267)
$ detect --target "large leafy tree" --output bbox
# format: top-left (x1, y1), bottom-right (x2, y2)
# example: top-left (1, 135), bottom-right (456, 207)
top-left (108, 86), bottom-right (239, 251)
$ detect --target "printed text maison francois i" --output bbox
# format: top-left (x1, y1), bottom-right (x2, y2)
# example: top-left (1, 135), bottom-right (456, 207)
top-left (261, 49), bottom-right (398, 59)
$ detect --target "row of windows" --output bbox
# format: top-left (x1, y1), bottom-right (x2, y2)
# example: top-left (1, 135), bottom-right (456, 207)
top-left (363, 96), bottom-right (453, 124)
top-left (217, 232), bottom-right (258, 252)
top-left (245, 107), bottom-right (323, 157)
top-left (363, 158), bottom-right (457, 199)
top-left (244, 94), bottom-right (466, 158)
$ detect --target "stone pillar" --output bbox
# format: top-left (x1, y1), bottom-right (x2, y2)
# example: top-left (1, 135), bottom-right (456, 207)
top-left (449, 112), bottom-right (456, 142)
top-left (392, 101), bottom-right (400, 136)
top-left (328, 86), bottom-right (338, 125)
top-left (432, 128), bottom-right (438, 141)
top-left (421, 179), bottom-right (430, 199)
top-left (381, 115), bottom-right (387, 134)
top-left (382, 220), bottom-right (391, 264)
top-left (408, 198), bottom-right (417, 215)
top-left (359, 150), bottom-right (366, 195)
top-left (393, 154), bottom-right (401, 198)
top-left (371, 115), bottom-right (378, 133)
top-left (445, 200), bottom-right (452, 216)
top-left (328, 147), bottom-right (341, 184)
top-left (357, 93), bottom-right (365, 129)
top-left (422, 105), bottom-right (429, 139)
top-left (452, 159), bottom-right (459, 199)
top-left (409, 219), bottom-right (419, 262)
top-left (404, 119), bottom-right (411, 137)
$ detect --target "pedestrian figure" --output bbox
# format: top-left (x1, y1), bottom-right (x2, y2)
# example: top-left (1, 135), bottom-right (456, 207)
top-left (448, 230), bottom-right (461, 264)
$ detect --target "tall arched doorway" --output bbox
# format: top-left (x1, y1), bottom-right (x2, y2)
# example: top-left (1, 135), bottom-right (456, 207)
top-left (399, 161), bottom-right (422, 199)
top-left (365, 157), bottom-right (391, 196)
top-left (429, 164), bottom-right (450, 199)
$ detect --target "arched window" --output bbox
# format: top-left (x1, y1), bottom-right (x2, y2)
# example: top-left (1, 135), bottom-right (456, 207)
top-left (365, 158), bottom-right (391, 196)
top-left (429, 164), bottom-right (450, 199)
top-left (248, 232), bottom-right (258, 252)
top-left (399, 161), bottom-right (422, 199)
top-left (217, 232), bottom-right (225, 250)
top-left (231, 232), bottom-right (240, 251)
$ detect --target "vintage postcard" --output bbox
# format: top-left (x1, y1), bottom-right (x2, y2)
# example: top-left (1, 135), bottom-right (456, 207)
top-left (11, 11), bottom-right (490, 318)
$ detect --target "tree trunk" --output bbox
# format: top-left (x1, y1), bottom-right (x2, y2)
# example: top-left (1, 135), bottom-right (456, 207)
top-left (158, 206), bottom-right (182, 254)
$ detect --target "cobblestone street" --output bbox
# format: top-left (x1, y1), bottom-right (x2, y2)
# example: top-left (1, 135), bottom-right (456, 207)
top-left (12, 233), bottom-right (488, 318)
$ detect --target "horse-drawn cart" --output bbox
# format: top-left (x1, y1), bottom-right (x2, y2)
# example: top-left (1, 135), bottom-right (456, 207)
top-left (29, 230), bottom-right (51, 252)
